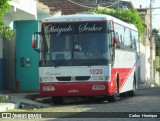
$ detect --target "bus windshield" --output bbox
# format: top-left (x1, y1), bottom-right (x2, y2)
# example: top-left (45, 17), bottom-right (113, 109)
top-left (40, 22), bottom-right (109, 66)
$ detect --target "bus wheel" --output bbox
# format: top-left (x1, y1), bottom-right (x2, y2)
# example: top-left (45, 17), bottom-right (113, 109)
top-left (108, 94), bottom-right (117, 102)
top-left (52, 96), bottom-right (64, 105)
top-left (128, 80), bottom-right (136, 96)
top-left (108, 79), bottom-right (119, 102)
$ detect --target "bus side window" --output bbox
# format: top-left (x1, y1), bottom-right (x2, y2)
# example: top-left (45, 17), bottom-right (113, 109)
top-left (116, 32), bottom-right (121, 49)
top-left (130, 30), bottom-right (135, 50)
top-left (107, 30), bottom-right (112, 63)
top-left (107, 21), bottom-right (115, 64)
top-left (110, 32), bottom-right (115, 64)
top-left (120, 35), bottom-right (124, 49)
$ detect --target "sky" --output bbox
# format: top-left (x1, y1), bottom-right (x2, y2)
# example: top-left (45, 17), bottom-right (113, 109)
top-left (130, 0), bottom-right (160, 30)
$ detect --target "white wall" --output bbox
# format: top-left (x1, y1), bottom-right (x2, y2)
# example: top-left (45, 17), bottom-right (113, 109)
top-left (155, 71), bottom-right (160, 85)
top-left (145, 46), bottom-right (151, 81)
top-left (9, 0), bottom-right (37, 16)
top-left (2, 0), bottom-right (37, 57)
top-left (6, 0), bottom-right (37, 21)
top-left (140, 43), bottom-right (150, 82)
top-left (140, 43), bottom-right (145, 82)
top-left (3, 14), bottom-right (13, 26)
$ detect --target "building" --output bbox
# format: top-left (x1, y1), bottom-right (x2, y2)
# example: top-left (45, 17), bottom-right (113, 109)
top-left (0, 0), bottom-right (52, 92)
top-left (38, 0), bottom-right (135, 15)
top-left (137, 8), bottom-right (159, 85)
top-left (0, 0), bottom-right (36, 91)
top-left (12, 2), bottom-right (53, 92)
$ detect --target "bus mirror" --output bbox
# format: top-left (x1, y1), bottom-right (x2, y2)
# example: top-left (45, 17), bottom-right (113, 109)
top-left (113, 33), bottom-right (119, 49)
top-left (113, 32), bottom-right (119, 44)
top-left (32, 34), bottom-right (37, 48)
top-left (32, 32), bottom-right (42, 53)
top-left (113, 37), bottom-right (118, 44)
top-left (108, 29), bottom-right (114, 33)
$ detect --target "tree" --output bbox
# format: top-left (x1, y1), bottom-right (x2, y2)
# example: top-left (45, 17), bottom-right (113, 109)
top-left (0, 0), bottom-right (12, 39)
top-left (88, 8), bottom-right (144, 36)
top-left (152, 29), bottom-right (160, 56)
top-left (152, 29), bottom-right (160, 72)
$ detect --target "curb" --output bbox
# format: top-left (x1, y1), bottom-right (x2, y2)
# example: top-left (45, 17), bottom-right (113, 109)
top-left (0, 103), bottom-right (19, 112)
top-left (0, 93), bottom-right (41, 112)
top-left (0, 95), bottom-right (11, 103)
top-left (0, 94), bottom-right (20, 112)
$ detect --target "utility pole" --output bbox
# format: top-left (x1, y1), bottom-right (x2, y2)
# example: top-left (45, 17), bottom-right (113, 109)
top-left (118, 0), bottom-right (120, 9)
top-left (150, 0), bottom-right (154, 85)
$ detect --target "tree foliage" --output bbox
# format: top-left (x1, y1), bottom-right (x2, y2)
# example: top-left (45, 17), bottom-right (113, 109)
top-left (152, 29), bottom-right (160, 56)
top-left (152, 29), bottom-right (160, 71)
top-left (88, 8), bottom-right (144, 36)
top-left (0, 0), bottom-right (12, 39)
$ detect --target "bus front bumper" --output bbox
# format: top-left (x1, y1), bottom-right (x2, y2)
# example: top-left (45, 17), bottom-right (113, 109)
top-left (40, 81), bottom-right (112, 97)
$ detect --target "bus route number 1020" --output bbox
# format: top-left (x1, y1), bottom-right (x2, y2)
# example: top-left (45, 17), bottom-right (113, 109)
top-left (90, 69), bottom-right (103, 74)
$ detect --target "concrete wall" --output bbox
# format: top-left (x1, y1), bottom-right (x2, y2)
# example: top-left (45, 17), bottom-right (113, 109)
top-left (140, 43), bottom-right (150, 83)
top-left (14, 20), bottom-right (39, 91)
top-left (9, 0), bottom-right (37, 18)
top-left (0, 38), bottom-right (2, 59)
top-left (1, 0), bottom-right (50, 91)
top-left (138, 8), bottom-right (159, 85)
top-left (144, 46), bottom-right (151, 82)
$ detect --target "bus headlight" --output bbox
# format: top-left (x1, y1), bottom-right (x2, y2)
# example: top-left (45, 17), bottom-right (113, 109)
top-left (43, 77), bottom-right (54, 82)
top-left (43, 86), bottom-right (55, 91)
top-left (92, 76), bottom-right (104, 80)
top-left (92, 85), bottom-right (105, 90)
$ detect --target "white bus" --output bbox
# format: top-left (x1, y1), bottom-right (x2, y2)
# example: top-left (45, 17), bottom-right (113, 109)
top-left (32, 13), bottom-right (139, 104)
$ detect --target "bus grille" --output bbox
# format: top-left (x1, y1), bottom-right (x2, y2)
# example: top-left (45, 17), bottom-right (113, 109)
top-left (56, 76), bottom-right (90, 81)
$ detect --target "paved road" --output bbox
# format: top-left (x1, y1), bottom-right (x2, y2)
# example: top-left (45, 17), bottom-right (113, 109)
top-left (1, 86), bottom-right (160, 121)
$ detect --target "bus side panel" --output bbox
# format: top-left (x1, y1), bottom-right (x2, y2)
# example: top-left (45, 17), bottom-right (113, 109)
top-left (108, 67), bottom-right (132, 95)
top-left (119, 67), bottom-right (135, 93)
top-left (113, 49), bottom-right (137, 93)
top-left (109, 68), bottom-right (117, 94)
top-left (111, 67), bottom-right (135, 94)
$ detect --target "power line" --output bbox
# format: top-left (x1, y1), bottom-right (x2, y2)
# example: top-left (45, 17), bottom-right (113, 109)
top-left (67, 0), bottom-right (120, 9)
top-left (105, 1), bottom-right (119, 8)
top-left (143, 7), bottom-right (160, 9)
top-left (150, 0), bottom-right (153, 82)
top-left (67, 0), bottom-right (96, 9)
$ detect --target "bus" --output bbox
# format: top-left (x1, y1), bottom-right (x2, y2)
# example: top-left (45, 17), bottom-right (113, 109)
top-left (32, 13), bottom-right (139, 104)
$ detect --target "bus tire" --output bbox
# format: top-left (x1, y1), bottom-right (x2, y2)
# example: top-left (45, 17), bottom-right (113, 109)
top-left (52, 96), bottom-right (64, 105)
top-left (128, 77), bottom-right (136, 96)
top-left (108, 77), bottom-right (119, 102)
top-left (108, 94), bottom-right (117, 102)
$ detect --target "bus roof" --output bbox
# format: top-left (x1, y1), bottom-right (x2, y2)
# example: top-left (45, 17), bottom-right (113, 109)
top-left (42, 13), bottom-right (138, 31)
